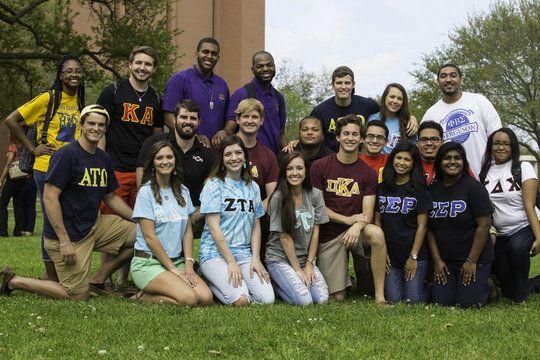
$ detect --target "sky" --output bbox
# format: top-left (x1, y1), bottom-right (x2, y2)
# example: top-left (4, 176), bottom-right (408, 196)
top-left (266, 0), bottom-right (502, 98)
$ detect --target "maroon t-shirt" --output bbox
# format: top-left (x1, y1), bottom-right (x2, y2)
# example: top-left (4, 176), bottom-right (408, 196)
top-left (311, 154), bottom-right (377, 243)
top-left (247, 141), bottom-right (279, 200)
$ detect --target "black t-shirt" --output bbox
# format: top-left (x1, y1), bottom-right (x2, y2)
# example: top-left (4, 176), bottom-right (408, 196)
top-left (278, 143), bottom-right (335, 167)
top-left (97, 79), bottom-right (164, 172)
top-left (136, 133), bottom-right (216, 206)
top-left (428, 176), bottom-right (494, 266)
top-left (44, 141), bottom-right (118, 241)
top-left (310, 95), bottom-right (379, 151)
top-left (376, 182), bottom-right (432, 267)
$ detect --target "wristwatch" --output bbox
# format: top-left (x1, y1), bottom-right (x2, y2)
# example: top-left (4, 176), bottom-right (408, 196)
top-left (409, 252), bottom-right (418, 260)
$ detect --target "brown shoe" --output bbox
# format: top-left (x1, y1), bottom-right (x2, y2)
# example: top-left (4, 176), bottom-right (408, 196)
top-left (1, 267), bottom-right (15, 295)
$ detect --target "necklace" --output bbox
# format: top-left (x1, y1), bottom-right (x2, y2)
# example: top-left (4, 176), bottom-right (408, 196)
top-left (193, 67), bottom-right (215, 110)
top-left (132, 86), bottom-right (149, 102)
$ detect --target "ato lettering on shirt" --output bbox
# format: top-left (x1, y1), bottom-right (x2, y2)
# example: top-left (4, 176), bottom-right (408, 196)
top-left (121, 103), bottom-right (155, 126)
top-left (379, 196), bottom-right (417, 214)
top-left (327, 115), bottom-right (366, 134)
top-left (78, 167), bottom-right (108, 187)
top-left (326, 177), bottom-right (360, 197)
top-left (224, 198), bottom-right (255, 212)
top-left (430, 200), bottom-right (467, 218)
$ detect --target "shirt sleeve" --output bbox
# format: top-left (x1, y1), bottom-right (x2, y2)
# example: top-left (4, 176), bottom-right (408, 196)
top-left (364, 166), bottom-right (378, 196)
top-left (312, 189), bottom-right (329, 225)
top-left (469, 180), bottom-right (493, 218)
top-left (17, 92), bottom-right (49, 126)
top-left (199, 179), bottom-right (222, 214)
top-left (368, 112), bottom-right (381, 122)
top-left (277, 92), bottom-right (287, 130)
top-left (96, 84), bottom-right (115, 123)
top-left (252, 182), bottom-right (265, 218)
top-left (368, 98), bottom-right (381, 116)
top-left (521, 162), bottom-right (538, 183)
top-left (45, 149), bottom-right (74, 190)
top-left (132, 186), bottom-right (155, 222)
top-left (479, 94), bottom-right (502, 136)
top-left (162, 74), bottom-right (186, 113)
top-left (106, 157), bottom-right (119, 193)
top-left (310, 159), bottom-right (324, 191)
top-left (267, 193), bottom-right (282, 232)
top-left (183, 186), bottom-right (196, 215)
top-left (266, 151), bottom-right (279, 183)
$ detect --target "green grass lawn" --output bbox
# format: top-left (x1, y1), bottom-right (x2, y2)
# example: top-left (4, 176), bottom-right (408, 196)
top-left (1, 214), bottom-right (539, 359)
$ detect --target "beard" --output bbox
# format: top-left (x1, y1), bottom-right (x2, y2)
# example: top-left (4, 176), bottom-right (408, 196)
top-left (176, 125), bottom-right (196, 140)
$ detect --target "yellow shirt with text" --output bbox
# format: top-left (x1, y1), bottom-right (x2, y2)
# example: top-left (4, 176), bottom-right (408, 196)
top-left (17, 91), bottom-right (80, 172)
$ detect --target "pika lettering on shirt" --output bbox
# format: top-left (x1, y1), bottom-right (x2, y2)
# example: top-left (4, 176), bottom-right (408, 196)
top-left (121, 103), bottom-right (155, 126)
top-left (326, 177), bottom-right (360, 197)
top-left (78, 167), bottom-right (108, 187)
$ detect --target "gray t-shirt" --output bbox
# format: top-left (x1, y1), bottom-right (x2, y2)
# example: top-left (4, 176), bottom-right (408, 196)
top-left (265, 188), bottom-right (329, 265)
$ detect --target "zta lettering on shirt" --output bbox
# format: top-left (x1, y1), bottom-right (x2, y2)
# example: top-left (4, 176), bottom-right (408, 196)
top-left (224, 198), bottom-right (255, 212)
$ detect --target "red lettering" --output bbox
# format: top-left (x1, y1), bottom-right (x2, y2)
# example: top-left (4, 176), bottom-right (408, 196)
top-left (121, 103), bottom-right (140, 123)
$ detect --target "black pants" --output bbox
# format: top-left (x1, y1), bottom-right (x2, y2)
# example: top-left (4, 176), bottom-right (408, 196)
top-left (0, 175), bottom-right (37, 236)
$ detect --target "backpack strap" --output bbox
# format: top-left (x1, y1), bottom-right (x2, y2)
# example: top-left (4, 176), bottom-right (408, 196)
top-left (39, 90), bottom-right (56, 144)
top-left (243, 82), bottom-right (257, 99)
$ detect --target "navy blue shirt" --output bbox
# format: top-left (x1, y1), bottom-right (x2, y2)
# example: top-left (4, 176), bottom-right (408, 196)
top-left (44, 141), bottom-right (118, 241)
top-left (310, 95), bottom-right (379, 151)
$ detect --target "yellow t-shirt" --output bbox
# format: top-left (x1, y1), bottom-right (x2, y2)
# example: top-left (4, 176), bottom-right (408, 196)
top-left (17, 91), bottom-right (80, 172)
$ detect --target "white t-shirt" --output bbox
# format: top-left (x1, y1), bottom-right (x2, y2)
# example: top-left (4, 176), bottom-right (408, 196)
top-left (422, 92), bottom-right (502, 178)
top-left (484, 161), bottom-right (540, 236)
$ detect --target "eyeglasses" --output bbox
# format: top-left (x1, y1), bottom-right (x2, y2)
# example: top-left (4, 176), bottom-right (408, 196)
top-left (418, 137), bottom-right (441, 143)
top-left (493, 142), bottom-right (511, 148)
top-left (365, 134), bottom-right (386, 142)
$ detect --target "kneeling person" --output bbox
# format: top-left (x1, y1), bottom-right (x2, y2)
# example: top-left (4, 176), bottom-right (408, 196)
top-left (1, 105), bottom-right (135, 300)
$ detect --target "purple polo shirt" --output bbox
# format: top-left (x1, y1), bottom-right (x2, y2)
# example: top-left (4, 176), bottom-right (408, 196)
top-left (163, 66), bottom-right (230, 139)
top-left (227, 78), bottom-right (286, 154)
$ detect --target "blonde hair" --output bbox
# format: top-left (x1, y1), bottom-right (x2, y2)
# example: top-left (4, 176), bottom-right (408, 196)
top-left (235, 98), bottom-right (264, 119)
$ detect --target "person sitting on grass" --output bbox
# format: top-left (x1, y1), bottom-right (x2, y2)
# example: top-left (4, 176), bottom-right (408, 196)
top-left (130, 140), bottom-right (213, 305)
top-left (375, 141), bottom-right (432, 304)
top-left (198, 135), bottom-right (275, 306)
top-left (427, 142), bottom-right (494, 308)
top-left (265, 152), bottom-right (329, 305)
top-left (1, 105), bottom-right (136, 300)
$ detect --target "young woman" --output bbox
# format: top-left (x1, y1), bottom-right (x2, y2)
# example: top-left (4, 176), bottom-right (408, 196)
top-left (131, 140), bottom-right (213, 306)
top-left (199, 135), bottom-right (274, 306)
top-left (5, 55), bottom-right (85, 280)
top-left (427, 142), bottom-right (494, 308)
top-left (368, 83), bottom-right (417, 154)
top-left (265, 152), bottom-right (329, 305)
top-left (479, 128), bottom-right (540, 302)
top-left (374, 141), bottom-right (431, 304)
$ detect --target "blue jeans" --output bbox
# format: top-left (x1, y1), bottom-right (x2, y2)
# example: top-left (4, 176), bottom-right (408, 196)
top-left (384, 260), bottom-right (428, 304)
top-left (494, 226), bottom-right (537, 302)
top-left (267, 261), bottom-right (329, 305)
top-left (432, 262), bottom-right (492, 308)
top-left (34, 170), bottom-right (51, 260)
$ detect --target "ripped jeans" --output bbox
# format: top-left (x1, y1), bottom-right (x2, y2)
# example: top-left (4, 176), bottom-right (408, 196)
top-left (267, 261), bottom-right (329, 305)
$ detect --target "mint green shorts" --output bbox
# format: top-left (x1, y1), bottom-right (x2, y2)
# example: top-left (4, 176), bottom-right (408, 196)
top-left (130, 256), bottom-right (185, 290)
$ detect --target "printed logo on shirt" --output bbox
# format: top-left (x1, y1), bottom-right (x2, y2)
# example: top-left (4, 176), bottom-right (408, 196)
top-left (387, 134), bottom-right (400, 150)
top-left (56, 111), bottom-right (78, 142)
top-left (327, 115), bottom-right (366, 134)
top-left (218, 94), bottom-right (226, 101)
top-left (485, 178), bottom-right (521, 193)
top-left (441, 109), bottom-right (478, 144)
top-left (326, 177), bottom-right (360, 197)
top-left (78, 167), bottom-right (108, 187)
top-left (295, 210), bottom-right (313, 231)
top-left (192, 155), bottom-right (203, 162)
top-left (429, 200), bottom-right (467, 218)
top-left (251, 165), bottom-right (259, 178)
top-left (379, 196), bottom-right (417, 214)
top-left (224, 198), bottom-right (255, 213)
top-left (121, 103), bottom-right (155, 126)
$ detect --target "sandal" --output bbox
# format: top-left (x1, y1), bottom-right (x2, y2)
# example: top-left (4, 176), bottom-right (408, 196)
top-left (1, 267), bottom-right (15, 295)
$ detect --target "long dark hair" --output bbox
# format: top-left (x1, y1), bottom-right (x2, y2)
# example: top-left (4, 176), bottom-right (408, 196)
top-left (380, 83), bottom-right (410, 138)
top-left (434, 142), bottom-right (471, 182)
top-left (49, 55), bottom-right (85, 116)
top-left (382, 141), bottom-right (425, 192)
top-left (272, 152), bottom-right (312, 236)
top-left (207, 135), bottom-right (252, 184)
top-left (141, 140), bottom-right (186, 206)
top-left (479, 127), bottom-right (521, 184)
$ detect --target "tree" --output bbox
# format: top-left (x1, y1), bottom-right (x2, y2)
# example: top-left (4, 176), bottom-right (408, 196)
top-left (0, 0), bottom-right (179, 118)
top-left (410, 0), bottom-right (540, 161)
top-left (273, 59), bottom-right (333, 140)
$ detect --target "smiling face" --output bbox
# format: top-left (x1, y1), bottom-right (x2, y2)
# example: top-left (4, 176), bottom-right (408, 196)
top-left (129, 53), bottom-right (156, 83)
top-left (336, 123), bottom-right (362, 154)
top-left (80, 113), bottom-right (107, 144)
top-left (299, 118), bottom-right (323, 146)
top-left (285, 156), bottom-right (306, 187)
top-left (237, 110), bottom-right (263, 136)
top-left (393, 151), bottom-right (413, 177)
top-left (418, 128), bottom-right (443, 161)
top-left (60, 59), bottom-right (83, 92)
top-left (153, 146), bottom-right (175, 177)
top-left (252, 53), bottom-right (276, 84)
top-left (332, 75), bottom-right (355, 102)
top-left (441, 149), bottom-right (464, 179)
top-left (491, 131), bottom-right (512, 165)
top-left (223, 143), bottom-right (245, 175)
top-left (437, 66), bottom-right (463, 97)
top-left (175, 107), bottom-right (200, 140)
top-left (384, 86), bottom-right (404, 114)
top-left (363, 125), bottom-right (387, 156)
top-left (195, 42), bottom-right (220, 73)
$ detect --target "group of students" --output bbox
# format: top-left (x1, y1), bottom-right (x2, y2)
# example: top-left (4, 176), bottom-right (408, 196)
top-left (0, 38), bottom-right (538, 309)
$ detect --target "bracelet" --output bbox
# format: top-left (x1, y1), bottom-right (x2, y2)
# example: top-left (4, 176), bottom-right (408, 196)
top-left (465, 257), bottom-right (477, 264)
top-left (185, 257), bottom-right (195, 263)
top-left (306, 258), bottom-right (316, 265)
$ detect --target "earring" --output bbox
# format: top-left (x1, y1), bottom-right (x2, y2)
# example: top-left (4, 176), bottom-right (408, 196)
top-left (221, 164), bottom-right (225, 171)
top-left (243, 162), bottom-right (247, 169)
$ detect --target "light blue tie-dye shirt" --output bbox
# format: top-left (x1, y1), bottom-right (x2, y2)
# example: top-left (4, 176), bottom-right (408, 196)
top-left (198, 177), bottom-right (265, 263)
top-left (368, 112), bottom-right (417, 154)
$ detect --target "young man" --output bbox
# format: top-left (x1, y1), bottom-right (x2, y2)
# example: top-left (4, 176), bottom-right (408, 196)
top-left (421, 63), bottom-right (502, 177)
top-left (310, 115), bottom-right (388, 304)
top-left (360, 120), bottom-right (389, 183)
top-left (278, 116), bottom-right (333, 166)
top-left (162, 38), bottom-right (230, 146)
top-left (417, 121), bottom-right (444, 185)
top-left (226, 51), bottom-right (287, 154)
top-left (136, 99), bottom-right (216, 236)
top-left (97, 46), bottom-right (163, 212)
top-left (1, 105), bottom-right (135, 300)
